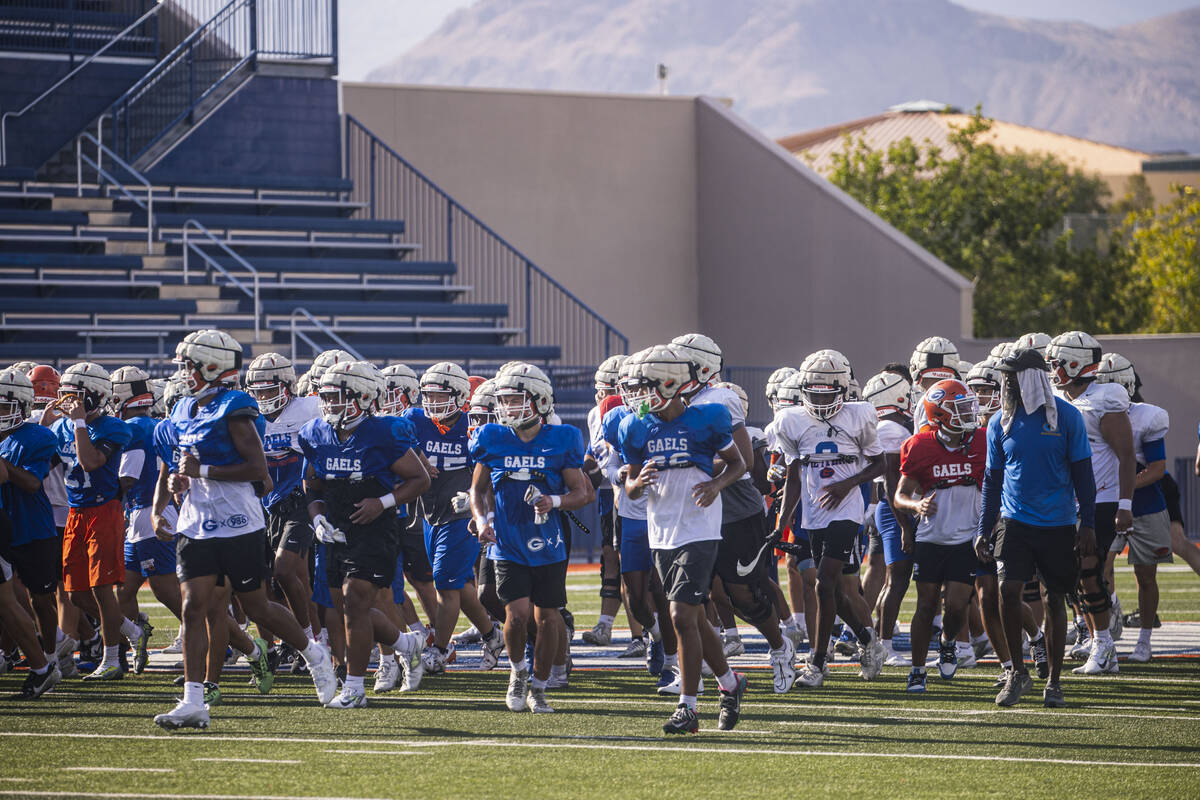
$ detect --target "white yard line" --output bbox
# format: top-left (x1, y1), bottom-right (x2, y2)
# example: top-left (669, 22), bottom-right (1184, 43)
top-left (192, 758), bottom-right (300, 764)
top-left (59, 768), bottom-right (174, 773)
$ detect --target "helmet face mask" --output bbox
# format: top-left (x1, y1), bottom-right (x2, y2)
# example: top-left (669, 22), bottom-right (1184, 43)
top-left (492, 363), bottom-right (554, 428)
top-left (58, 362), bottom-right (112, 414)
top-left (801, 384), bottom-right (844, 420)
top-left (422, 389), bottom-right (458, 420)
top-left (246, 353), bottom-right (295, 415)
top-left (798, 351), bottom-right (851, 421)
top-left (1046, 331), bottom-right (1102, 388)
top-left (923, 379), bottom-right (979, 435)
top-left (319, 386), bottom-right (367, 429)
top-left (495, 389), bottom-right (540, 428)
top-left (247, 381), bottom-right (290, 415)
top-left (0, 368), bottom-right (33, 433)
top-left (468, 378), bottom-right (498, 430)
top-left (319, 362), bottom-right (379, 430)
top-left (0, 398), bottom-right (23, 433)
top-left (380, 364), bottom-right (419, 415)
top-left (1096, 352), bottom-right (1136, 399)
top-left (419, 362), bottom-right (468, 421)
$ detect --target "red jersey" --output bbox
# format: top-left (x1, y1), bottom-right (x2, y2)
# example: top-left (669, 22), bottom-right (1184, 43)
top-left (899, 430), bottom-right (986, 544)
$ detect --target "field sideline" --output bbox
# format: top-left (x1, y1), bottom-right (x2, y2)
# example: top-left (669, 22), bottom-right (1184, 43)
top-left (1, 566), bottom-right (1197, 799)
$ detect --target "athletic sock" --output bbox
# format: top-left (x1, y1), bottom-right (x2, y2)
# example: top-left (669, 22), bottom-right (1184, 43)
top-left (511, 659), bottom-right (528, 674)
top-left (1138, 628), bottom-right (1153, 644)
top-left (55, 628), bottom-right (66, 645)
top-left (853, 625), bottom-right (874, 646)
top-left (102, 645), bottom-right (119, 665)
top-left (911, 665), bottom-right (925, 674)
top-left (43, 651), bottom-right (55, 667)
top-left (664, 653), bottom-right (679, 668)
top-left (598, 614), bottom-right (615, 627)
top-left (1001, 660), bottom-right (1013, 670)
top-left (410, 621), bottom-right (428, 638)
top-left (345, 674), bottom-right (364, 694)
top-left (302, 625), bottom-right (314, 641)
top-left (680, 694), bottom-right (698, 710)
top-left (246, 641), bottom-right (262, 661)
top-left (119, 617), bottom-right (142, 643)
top-left (1110, 591), bottom-right (1118, 605)
top-left (550, 664), bottom-right (567, 679)
top-left (648, 620), bottom-right (662, 642)
top-left (391, 633), bottom-right (413, 654)
top-left (1095, 629), bottom-right (1114, 646)
top-left (183, 681), bottom-right (204, 706)
top-left (530, 676), bottom-right (548, 690)
top-left (1031, 629), bottom-right (1044, 642)
top-left (791, 612), bottom-right (805, 628)
top-left (716, 670), bottom-right (738, 692)
top-left (32, 662), bottom-right (49, 675)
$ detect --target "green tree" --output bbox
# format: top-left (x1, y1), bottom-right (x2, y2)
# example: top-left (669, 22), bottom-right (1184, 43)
top-left (1117, 185), bottom-right (1200, 332)
top-left (825, 109), bottom-right (1143, 337)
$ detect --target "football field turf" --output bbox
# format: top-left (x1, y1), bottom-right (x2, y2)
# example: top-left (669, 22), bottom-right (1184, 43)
top-left (2, 565), bottom-right (1198, 799)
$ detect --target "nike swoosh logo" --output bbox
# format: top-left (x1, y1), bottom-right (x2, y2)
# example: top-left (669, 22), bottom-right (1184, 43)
top-left (736, 536), bottom-right (776, 577)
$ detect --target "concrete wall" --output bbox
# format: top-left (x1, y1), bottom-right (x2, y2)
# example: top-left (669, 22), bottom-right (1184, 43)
top-left (342, 83), bottom-right (700, 350)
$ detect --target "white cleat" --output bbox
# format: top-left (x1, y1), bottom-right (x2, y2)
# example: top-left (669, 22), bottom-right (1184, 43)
top-left (526, 686), bottom-right (554, 713)
top-left (1109, 597), bottom-right (1124, 642)
top-left (421, 645), bottom-right (448, 676)
top-left (454, 625), bottom-right (483, 645)
top-left (796, 661), bottom-right (825, 688)
top-left (1128, 640), bottom-right (1152, 663)
top-left (1069, 634), bottom-right (1092, 661)
top-left (373, 655), bottom-right (399, 693)
top-left (771, 636), bottom-right (796, 693)
top-left (55, 635), bottom-right (79, 679)
top-left (1075, 638), bottom-right (1118, 675)
top-left (581, 621), bottom-right (613, 646)
top-left (656, 670), bottom-right (703, 695)
top-left (722, 633), bottom-right (745, 658)
top-left (305, 640), bottom-right (338, 706)
top-left (326, 685), bottom-right (368, 709)
top-left (506, 668), bottom-right (529, 711)
top-left (161, 633), bottom-right (184, 655)
top-left (782, 622), bottom-right (807, 649)
top-left (154, 701), bottom-right (210, 731)
top-left (956, 642), bottom-right (977, 668)
top-left (858, 635), bottom-right (886, 681)
top-left (884, 650), bottom-right (911, 667)
top-left (398, 632), bottom-right (426, 692)
top-left (480, 623), bottom-right (505, 671)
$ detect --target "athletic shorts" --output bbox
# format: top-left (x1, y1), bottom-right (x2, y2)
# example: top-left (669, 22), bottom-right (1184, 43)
top-left (126, 504), bottom-right (177, 542)
top-left (326, 528), bottom-right (399, 590)
top-left (423, 518), bottom-right (477, 590)
top-left (391, 551), bottom-right (407, 603)
top-left (1117, 510), bottom-right (1173, 566)
top-left (912, 540), bottom-right (977, 585)
top-left (124, 536), bottom-right (177, 578)
top-left (1161, 473), bottom-right (1184, 525)
top-left (994, 518), bottom-right (1078, 595)
top-left (785, 528), bottom-right (814, 572)
top-left (477, 544), bottom-right (495, 586)
top-left (807, 519), bottom-right (862, 568)
top-left (715, 511), bottom-right (772, 585)
top-left (493, 558), bottom-right (568, 608)
top-left (618, 515), bottom-right (652, 574)
top-left (598, 487), bottom-right (616, 549)
top-left (652, 539), bottom-right (719, 605)
top-left (399, 512), bottom-right (433, 584)
top-left (842, 526), bottom-right (865, 575)
top-left (876, 499), bottom-right (912, 565)
top-left (311, 542), bottom-right (333, 608)
top-left (177, 529), bottom-right (270, 593)
top-left (266, 493), bottom-right (314, 557)
top-left (1093, 502), bottom-right (1119, 560)
top-left (62, 499), bottom-right (125, 592)
top-left (10, 536), bottom-right (60, 594)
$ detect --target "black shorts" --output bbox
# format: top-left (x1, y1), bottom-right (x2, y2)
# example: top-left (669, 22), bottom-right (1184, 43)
top-left (714, 511), bottom-right (771, 586)
top-left (477, 545), bottom-right (495, 586)
top-left (653, 539), bottom-right (719, 605)
top-left (912, 540), bottom-right (977, 585)
top-left (842, 527), bottom-right (865, 575)
top-left (266, 492), bottom-right (314, 557)
top-left (810, 520), bottom-right (861, 566)
top-left (493, 558), bottom-right (568, 608)
top-left (866, 519), bottom-right (884, 556)
top-left (177, 530), bottom-right (270, 593)
top-left (786, 535), bottom-right (814, 566)
top-left (1094, 502), bottom-right (1118, 558)
top-left (400, 512), bottom-right (433, 584)
top-left (325, 531), bottom-right (398, 590)
top-left (1161, 473), bottom-right (1184, 525)
top-left (10, 537), bottom-right (60, 595)
top-left (994, 518), bottom-right (1078, 595)
top-left (599, 488), bottom-right (617, 549)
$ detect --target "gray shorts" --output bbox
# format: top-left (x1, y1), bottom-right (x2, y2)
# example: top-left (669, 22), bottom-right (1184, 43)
top-left (1115, 510), bottom-right (1173, 565)
top-left (652, 539), bottom-right (719, 605)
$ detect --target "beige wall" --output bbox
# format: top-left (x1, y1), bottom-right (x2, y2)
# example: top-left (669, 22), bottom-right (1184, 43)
top-left (342, 82), bottom-right (700, 352)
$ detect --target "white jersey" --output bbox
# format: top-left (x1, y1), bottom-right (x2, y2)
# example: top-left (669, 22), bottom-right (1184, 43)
top-left (1128, 402), bottom-right (1169, 466)
top-left (873, 417), bottom-right (912, 491)
top-left (263, 395), bottom-right (319, 459)
top-left (1060, 381), bottom-right (1129, 504)
top-left (587, 404), bottom-right (605, 450)
top-left (772, 401), bottom-right (881, 529)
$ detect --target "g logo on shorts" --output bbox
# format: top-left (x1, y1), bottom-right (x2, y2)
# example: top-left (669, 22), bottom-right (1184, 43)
top-left (526, 537), bottom-right (545, 553)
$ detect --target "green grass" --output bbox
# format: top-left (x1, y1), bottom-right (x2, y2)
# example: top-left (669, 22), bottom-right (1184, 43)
top-left (1, 567), bottom-right (1197, 799)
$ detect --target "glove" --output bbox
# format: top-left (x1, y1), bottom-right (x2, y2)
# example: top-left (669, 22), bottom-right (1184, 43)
top-left (451, 491), bottom-right (470, 515)
top-left (767, 462), bottom-right (787, 483)
top-left (312, 514), bottom-right (346, 544)
top-left (524, 485), bottom-right (549, 525)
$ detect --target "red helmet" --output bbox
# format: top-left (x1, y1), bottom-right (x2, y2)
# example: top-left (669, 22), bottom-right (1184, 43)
top-left (921, 379), bottom-right (979, 434)
top-left (598, 394), bottom-right (623, 418)
top-left (27, 365), bottom-right (60, 405)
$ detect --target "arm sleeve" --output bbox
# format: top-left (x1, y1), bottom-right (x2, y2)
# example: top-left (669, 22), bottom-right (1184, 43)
top-left (1143, 439), bottom-right (1166, 465)
top-left (119, 448), bottom-right (145, 480)
top-left (1070, 457), bottom-right (1097, 529)
top-left (977, 467), bottom-right (1004, 541)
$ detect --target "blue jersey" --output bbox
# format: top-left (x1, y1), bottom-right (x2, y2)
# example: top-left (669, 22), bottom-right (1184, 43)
top-left (469, 422), bottom-right (585, 566)
top-left (123, 415), bottom-right (160, 511)
top-left (261, 395), bottom-right (319, 510)
top-left (602, 405), bottom-right (631, 455)
top-left (0, 422), bottom-right (58, 544)
top-left (52, 415), bottom-right (132, 508)
top-left (404, 408), bottom-right (472, 525)
top-left (152, 418), bottom-right (179, 472)
top-left (298, 415), bottom-right (417, 491)
top-left (986, 397), bottom-right (1091, 528)
top-left (170, 389), bottom-right (265, 467)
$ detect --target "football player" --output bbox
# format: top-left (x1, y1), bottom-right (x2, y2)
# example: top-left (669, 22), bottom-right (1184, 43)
top-left (619, 345), bottom-right (748, 734)
top-left (909, 337), bottom-right (962, 432)
top-left (773, 351), bottom-right (887, 687)
top-left (469, 363), bottom-right (593, 714)
top-left (299, 361), bottom-right (431, 708)
top-left (581, 354), bottom-right (626, 647)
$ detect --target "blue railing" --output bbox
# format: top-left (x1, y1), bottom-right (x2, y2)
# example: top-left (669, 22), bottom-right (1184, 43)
top-left (344, 115), bottom-right (628, 368)
top-left (0, 0), bottom-right (159, 60)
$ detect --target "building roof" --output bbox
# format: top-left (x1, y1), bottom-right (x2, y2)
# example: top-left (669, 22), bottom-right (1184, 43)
top-left (779, 110), bottom-right (1150, 178)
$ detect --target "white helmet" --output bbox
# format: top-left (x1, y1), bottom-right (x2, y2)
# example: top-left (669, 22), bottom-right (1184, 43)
top-left (989, 341), bottom-right (1014, 361)
top-left (671, 333), bottom-right (723, 387)
top-left (1046, 331), bottom-right (1103, 387)
top-left (365, 363), bottom-right (387, 412)
top-left (798, 350), bottom-right (852, 420)
top-left (162, 375), bottom-right (189, 414)
top-left (174, 329), bottom-right (243, 392)
top-left (714, 381), bottom-right (750, 418)
top-left (846, 377), bottom-right (861, 402)
top-left (59, 362), bottom-right (113, 413)
top-left (1015, 332), bottom-right (1052, 357)
top-left (468, 378), bottom-right (499, 429)
top-left (310, 349), bottom-right (355, 383)
top-left (111, 365), bottom-right (154, 413)
top-left (9, 361), bottom-right (36, 375)
top-left (420, 362), bottom-right (470, 421)
top-left (966, 358), bottom-right (1004, 416)
top-left (296, 369), bottom-right (316, 398)
top-left (1096, 352), bottom-right (1136, 399)
top-left (765, 367), bottom-right (799, 410)
top-left (318, 361), bottom-right (378, 430)
top-left (909, 336), bottom-right (960, 384)
top-left (863, 371), bottom-right (912, 417)
top-left (775, 371), bottom-right (805, 408)
top-left (620, 345), bottom-right (692, 415)
top-left (148, 378), bottom-right (167, 418)
top-left (493, 363), bottom-right (554, 428)
top-left (955, 360), bottom-right (974, 381)
top-left (0, 367), bottom-right (34, 433)
top-left (245, 353), bottom-right (296, 415)
top-left (380, 364), bottom-right (419, 414)
top-left (594, 354), bottom-right (628, 395)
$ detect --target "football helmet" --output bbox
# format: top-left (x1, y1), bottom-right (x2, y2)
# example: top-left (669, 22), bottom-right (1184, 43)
top-left (174, 329), bottom-right (242, 393)
top-left (380, 364), bottom-right (419, 414)
top-left (989, 341), bottom-right (1013, 361)
top-left (965, 358), bottom-right (1003, 417)
top-left (846, 377), bottom-right (861, 402)
top-left (27, 365), bottom-right (60, 408)
top-left (1046, 331), bottom-right (1103, 387)
top-left (863, 371), bottom-right (912, 417)
top-left (1096, 352), bottom-right (1136, 400)
top-left (310, 349), bottom-right (355, 384)
top-left (9, 361), bottom-right (36, 375)
top-left (909, 336), bottom-right (960, 384)
top-left (1014, 332), bottom-right (1052, 357)
top-left (59, 362), bottom-right (112, 413)
top-left (670, 333), bottom-right (723, 388)
top-left (620, 345), bottom-right (692, 416)
top-left (775, 371), bottom-right (805, 408)
top-left (245, 353), bottom-right (296, 415)
top-left (594, 354), bottom-right (628, 398)
top-left (468, 378), bottom-right (499, 429)
top-left (714, 381), bottom-right (750, 418)
top-left (148, 379), bottom-right (167, 418)
top-left (420, 362), bottom-right (470, 421)
top-left (765, 367), bottom-right (799, 410)
top-left (922, 379), bottom-right (979, 435)
top-left (296, 369), bottom-right (315, 398)
top-left (493, 363), bottom-right (554, 428)
top-left (0, 367), bottom-right (34, 433)
top-left (162, 376), bottom-right (189, 414)
top-left (797, 351), bottom-right (852, 420)
top-left (318, 361), bottom-right (378, 430)
top-left (110, 366), bottom-right (154, 414)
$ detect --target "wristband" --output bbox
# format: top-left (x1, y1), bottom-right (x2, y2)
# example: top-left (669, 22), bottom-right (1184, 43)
top-left (474, 511), bottom-right (494, 530)
top-left (73, 418), bottom-right (87, 430)
top-left (1117, 498), bottom-right (1132, 512)
top-left (199, 465), bottom-right (211, 479)
top-left (551, 494), bottom-right (562, 509)
top-left (378, 492), bottom-right (397, 510)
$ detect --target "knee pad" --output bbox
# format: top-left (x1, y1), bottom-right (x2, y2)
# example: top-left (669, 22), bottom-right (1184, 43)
top-left (1022, 585), bottom-right (1042, 604)
top-left (1078, 564), bottom-right (1112, 613)
top-left (730, 581), bottom-right (774, 626)
top-left (600, 577), bottom-right (621, 601)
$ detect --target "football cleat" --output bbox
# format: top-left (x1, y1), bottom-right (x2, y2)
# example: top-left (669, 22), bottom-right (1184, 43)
top-left (1109, 596), bottom-right (1124, 641)
top-left (480, 623), bottom-right (505, 671)
top-left (859, 635), bottom-right (886, 681)
top-left (656, 669), bottom-right (702, 696)
top-left (771, 637), bottom-right (796, 694)
top-left (326, 685), bottom-right (368, 709)
top-left (203, 681), bottom-right (221, 707)
top-left (646, 638), bottom-right (665, 677)
top-left (454, 625), bottom-right (483, 646)
top-left (82, 663), bottom-right (122, 682)
top-left (722, 633), bottom-right (744, 658)
top-left (1031, 634), bottom-right (1050, 680)
top-left (795, 661), bottom-right (825, 688)
top-left (1128, 640), bottom-right (1152, 663)
top-left (248, 637), bottom-right (274, 694)
top-left (972, 636), bottom-right (993, 660)
top-left (506, 668), bottom-right (530, 712)
top-left (526, 686), bottom-right (554, 714)
top-left (581, 621), bottom-right (612, 647)
top-left (717, 672), bottom-right (748, 731)
top-left (373, 655), bottom-right (399, 693)
top-left (55, 636), bottom-right (79, 679)
top-left (1042, 682), bottom-right (1066, 708)
top-left (834, 628), bottom-right (858, 658)
top-left (956, 641), bottom-right (977, 668)
top-left (1069, 631), bottom-right (1092, 661)
top-left (306, 641), bottom-right (339, 705)
top-left (993, 667), bottom-right (1012, 688)
top-left (663, 703), bottom-right (700, 735)
top-left (399, 643), bottom-right (426, 693)
top-left (154, 701), bottom-right (210, 731)
top-left (421, 646), bottom-right (448, 676)
top-left (618, 637), bottom-right (647, 659)
top-left (938, 640), bottom-right (958, 679)
top-left (1075, 638), bottom-right (1118, 675)
top-left (11, 665), bottom-right (61, 699)
top-left (782, 622), bottom-right (807, 649)
top-left (995, 670), bottom-right (1033, 707)
top-left (547, 670), bottom-right (569, 690)
top-left (161, 633), bottom-right (183, 655)
top-left (906, 668), bottom-right (927, 694)
top-left (132, 614), bottom-right (153, 674)
top-left (884, 650), bottom-right (911, 667)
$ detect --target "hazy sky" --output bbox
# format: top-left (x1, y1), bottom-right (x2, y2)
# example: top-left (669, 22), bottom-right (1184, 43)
top-left (337, 0), bottom-right (1199, 81)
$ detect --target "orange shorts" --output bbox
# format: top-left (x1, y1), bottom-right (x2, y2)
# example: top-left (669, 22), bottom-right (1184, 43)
top-left (62, 499), bottom-right (125, 592)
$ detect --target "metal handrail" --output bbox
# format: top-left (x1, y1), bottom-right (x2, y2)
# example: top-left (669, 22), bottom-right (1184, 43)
top-left (0, 1), bottom-right (164, 166)
top-left (180, 219), bottom-right (261, 339)
top-left (75, 130), bottom-right (154, 249)
top-left (289, 307), bottom-right (362, 361)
